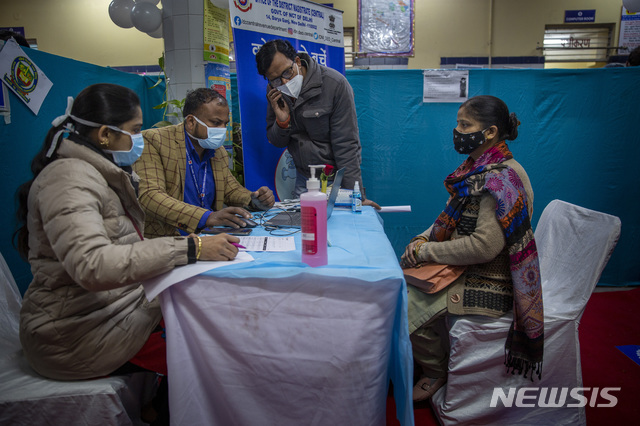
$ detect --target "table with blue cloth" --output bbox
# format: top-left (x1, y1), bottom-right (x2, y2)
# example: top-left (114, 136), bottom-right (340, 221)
top-left (144, 207), bottom-right (414, 426)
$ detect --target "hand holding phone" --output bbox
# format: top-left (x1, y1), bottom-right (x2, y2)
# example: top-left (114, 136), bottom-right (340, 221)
top-left (267, 84), bottom-right (288, 113)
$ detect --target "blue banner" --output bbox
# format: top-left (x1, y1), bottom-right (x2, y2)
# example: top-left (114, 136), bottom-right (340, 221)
top-left (231, 0), bottom-right (344, 200)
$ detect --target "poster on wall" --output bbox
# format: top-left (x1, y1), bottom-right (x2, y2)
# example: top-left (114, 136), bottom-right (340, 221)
top-left (423, 70), bottom-right (469, 103)
top-left (619, 6), bottom-right (640, 53)
top-left (358, 0), bottom-right (414, 56)
top-left (0, 80), bottom-right (9, 113)
top-left (230, 0), bottom-right (345, 200)
top-left (204, 0), bottom-right (233, 147)
top-left (0, 39), bottom-right (52, 115)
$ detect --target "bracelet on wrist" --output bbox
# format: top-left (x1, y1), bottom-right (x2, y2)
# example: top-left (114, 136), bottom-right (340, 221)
top-left (276, 115), bottom-right (290, 129)
top-left (196, 235), bottom-right (202, 260)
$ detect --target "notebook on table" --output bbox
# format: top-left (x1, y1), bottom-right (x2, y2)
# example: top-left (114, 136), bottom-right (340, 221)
top-left (264, 168), bottom-right (345, 228)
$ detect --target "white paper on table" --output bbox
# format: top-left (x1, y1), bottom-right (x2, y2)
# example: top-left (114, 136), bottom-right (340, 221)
top-left (378, 205), bottom-right (412, 213)
top-left (142, 251), bottom-right (255, 300)
top-left (237, 236), bottom-right (296, 252)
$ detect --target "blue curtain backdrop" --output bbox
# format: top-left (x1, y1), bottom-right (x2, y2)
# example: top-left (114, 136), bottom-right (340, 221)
top-left (0, 48), bottom-right (165, 294)
top-left (233, 67), bottom-right (640, 288)
top-left (2, 49), bottom-right (638, 293)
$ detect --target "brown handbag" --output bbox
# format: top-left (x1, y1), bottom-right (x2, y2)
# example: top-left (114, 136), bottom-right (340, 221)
top-left (403, 263), bottom-right (467, 294)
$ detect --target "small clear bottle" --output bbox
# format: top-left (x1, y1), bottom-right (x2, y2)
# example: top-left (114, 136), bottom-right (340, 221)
top-left (351, 181), bottom-right (362, 214)
top-left (301, 165), bottom-right (328, 266)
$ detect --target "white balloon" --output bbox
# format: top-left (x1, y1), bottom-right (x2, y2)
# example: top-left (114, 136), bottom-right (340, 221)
top-left (108, 0), bottom-right (135, 29)
top-left (147, 23), bottom-right (163, 39)
top-left (623, 0), bottom-right (640, 13)
top-left (210, 0), bottom-right (229, 9)
top-left (131, 2), bottom-right (162, 33)
top-left (136, 0), bottom-right (160, 4)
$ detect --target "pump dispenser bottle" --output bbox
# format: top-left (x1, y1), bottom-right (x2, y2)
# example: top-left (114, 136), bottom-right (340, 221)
top-left (351, 181), bottom-right (362, 214)
top-left (301, 165), bottom-right (327, 266)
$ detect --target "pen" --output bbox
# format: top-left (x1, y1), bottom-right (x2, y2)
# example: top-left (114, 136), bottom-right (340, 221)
top-left (231, 242), bottom-right (246, 249)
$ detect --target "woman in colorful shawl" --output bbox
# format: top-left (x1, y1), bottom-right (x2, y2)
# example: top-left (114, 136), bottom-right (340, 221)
top-left (401, 95), bottom-right (544, 402)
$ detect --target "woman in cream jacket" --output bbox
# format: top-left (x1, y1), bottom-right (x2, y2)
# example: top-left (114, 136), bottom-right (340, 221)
top-left (15, 83), bottom-right (239, 382)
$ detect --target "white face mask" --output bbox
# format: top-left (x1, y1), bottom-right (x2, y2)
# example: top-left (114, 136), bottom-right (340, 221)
top-left (276, 65), bottom-right (303, 99)
top-left (187, 115), bottom-right (227, 150)
top-left (104, 128), bottom-right (145, 166)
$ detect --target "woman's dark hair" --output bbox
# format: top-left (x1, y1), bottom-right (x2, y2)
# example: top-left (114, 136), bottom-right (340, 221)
top-left (183, 88), bottom-right (227, 118)
top-left (256, 39), bottom-right (298, 77)
top-left (0, 30), bottom-right (30, 48)
top-left (460, 95), bottom-right (519, 141)
top-left (14, 83), bottom-right (140, 259)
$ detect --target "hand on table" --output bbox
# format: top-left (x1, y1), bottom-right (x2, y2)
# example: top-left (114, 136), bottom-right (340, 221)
top-left (251, 186), bottom-right (275, 210)
top-left (191, 233), bottom-right (240, 261)
top-left (363, 198), bottom-right (381, 210)
top-left (206, 207), bottom-right (252, 228)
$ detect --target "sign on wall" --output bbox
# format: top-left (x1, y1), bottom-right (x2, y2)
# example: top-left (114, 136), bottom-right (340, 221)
top-left (564, 10), bottom-right (596, 23)
top-left (423, 70), bottom-right (469, 103)
top-left (0, 27), bottom-right (25, 37)
top-left (204, 0), bottom-right (233, 146)
top-left (0, 82), bottom-right (9, 114)
top-left (619, 6), bottom-right (640, 53)
top-left (358, 0), bottom-right (414, 56)
top-left (0, 39), bottom-right (52, 115)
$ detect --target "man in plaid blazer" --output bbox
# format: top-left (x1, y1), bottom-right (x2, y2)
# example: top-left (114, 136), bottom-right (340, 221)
top-left (134, 89), bottom-right (274, 238)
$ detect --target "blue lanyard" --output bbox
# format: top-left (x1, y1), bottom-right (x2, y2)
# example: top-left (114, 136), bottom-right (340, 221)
top-left (185, 147), bottom-right (207, 208)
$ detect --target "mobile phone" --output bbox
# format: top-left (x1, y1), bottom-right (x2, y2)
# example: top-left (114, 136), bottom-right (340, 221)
top-left (268, 83), bottom-right (285, 108)
top-left (201, 227), bottom-right (253, 236)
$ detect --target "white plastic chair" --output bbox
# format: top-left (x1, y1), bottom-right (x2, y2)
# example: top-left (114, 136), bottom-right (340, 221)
top-left (431, 200), bottom-right (622, 425)
top-left (0, 253), bottom-right (157, 426)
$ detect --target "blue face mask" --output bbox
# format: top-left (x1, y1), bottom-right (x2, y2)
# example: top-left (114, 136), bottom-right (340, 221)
top-left (188, 115), bottom-right (227, 150)
top-left (104, 128), bottom-right (145, 166)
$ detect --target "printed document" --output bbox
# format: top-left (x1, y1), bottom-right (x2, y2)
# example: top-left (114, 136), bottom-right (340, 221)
top-left (238, 236), bottom-right (296, 252)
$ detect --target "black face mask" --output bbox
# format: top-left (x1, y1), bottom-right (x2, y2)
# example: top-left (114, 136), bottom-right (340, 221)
top-left (453, 128), bottom-right (488, 154)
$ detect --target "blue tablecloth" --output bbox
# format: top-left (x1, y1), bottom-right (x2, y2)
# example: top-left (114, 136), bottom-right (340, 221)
top-left (162, 207), bottom-right (414, 426)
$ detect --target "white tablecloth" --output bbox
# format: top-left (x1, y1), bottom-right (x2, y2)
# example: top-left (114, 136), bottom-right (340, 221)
top-left (144, 208), bottom-right (414, 426)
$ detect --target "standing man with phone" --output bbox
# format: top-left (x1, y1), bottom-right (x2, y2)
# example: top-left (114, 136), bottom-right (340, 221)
top-left (134, 88), bottom-right (275, 238)
top-left (256, 39), bottom-right (379, 209)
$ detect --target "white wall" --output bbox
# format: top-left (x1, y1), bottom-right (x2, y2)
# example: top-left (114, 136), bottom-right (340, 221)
top-left (0, 0), bottom-right (164, 68)
top-left (0, 0), bottom-right (628, 69)
top-left (332, 0), bottom-right (625, 68)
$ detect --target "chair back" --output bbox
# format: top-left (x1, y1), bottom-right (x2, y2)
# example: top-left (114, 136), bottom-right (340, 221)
top-left (0, 253), bottom-right (23, 356)
top-left (534, 200), bottom-right (621, 320)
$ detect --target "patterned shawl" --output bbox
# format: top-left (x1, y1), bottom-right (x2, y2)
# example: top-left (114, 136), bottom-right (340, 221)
top-left (430, 141), bottom-right (544, 380)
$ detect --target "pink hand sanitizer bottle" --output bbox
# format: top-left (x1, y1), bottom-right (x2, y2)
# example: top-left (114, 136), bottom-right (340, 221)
top-left (301, 165), bottom-right (327, 267)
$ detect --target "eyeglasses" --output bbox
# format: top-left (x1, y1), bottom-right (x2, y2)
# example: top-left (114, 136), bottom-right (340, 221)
top-left (268, 63), bottom-right (295, 87)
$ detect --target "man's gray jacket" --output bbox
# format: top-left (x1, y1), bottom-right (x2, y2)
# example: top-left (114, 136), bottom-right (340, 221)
top-left (266, 55), bottom-right (363, 190)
